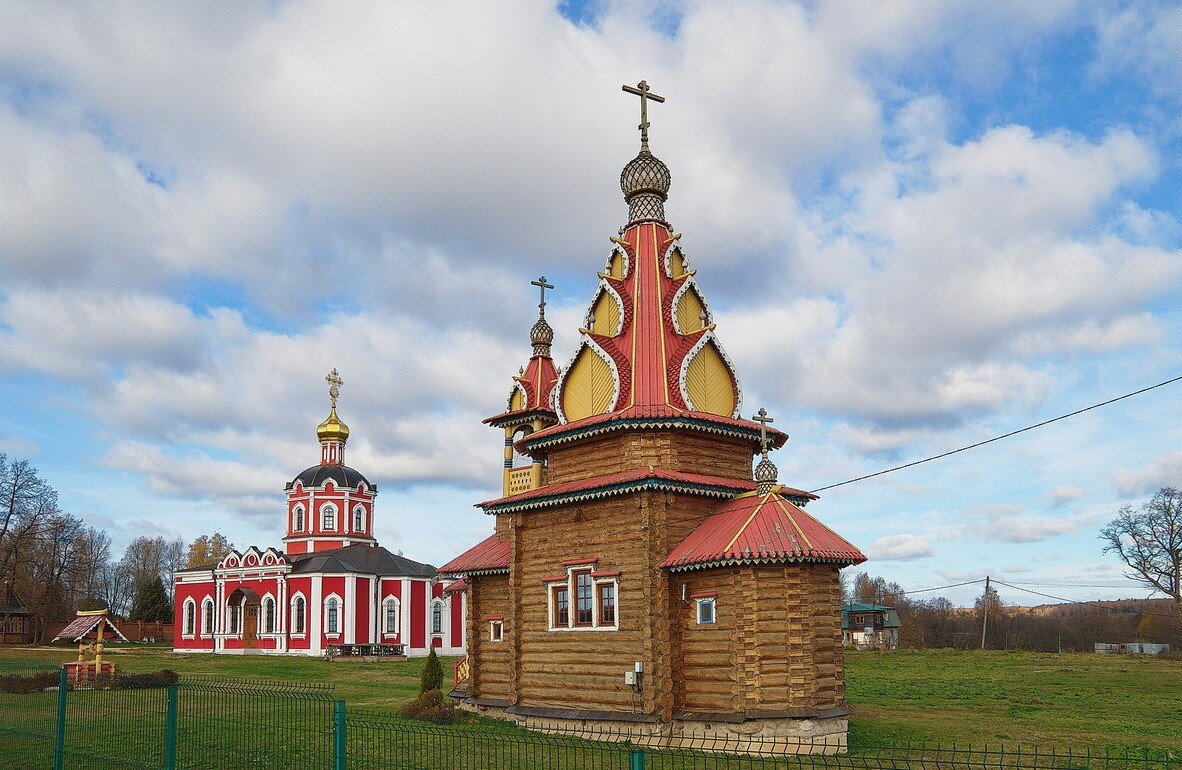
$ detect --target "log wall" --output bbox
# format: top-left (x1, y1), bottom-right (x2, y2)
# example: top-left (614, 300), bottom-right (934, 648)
top-left (468, 574), bottom-right (511, 703)
top-left (542, 430), bottom-right (754, 485)
top-left (669, 563), bottom-right (845, 715)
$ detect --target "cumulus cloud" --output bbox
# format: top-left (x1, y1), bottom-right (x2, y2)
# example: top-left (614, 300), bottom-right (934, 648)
top-left (867, 533), bottom-right (934, 561)
top-left (1112, 451), bottom-right (1182, 497)
top-left (963, 503), bottom-right (1080, 543)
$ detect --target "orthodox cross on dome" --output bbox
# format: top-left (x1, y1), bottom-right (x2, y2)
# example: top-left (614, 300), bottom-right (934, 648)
top-left (531, 276), bottom-right (554, 318)
top-left (752, 408), bottom-right (779, 496)
top-left (325, 368), bottom-right (344, 409)
top-left (622, 80), bottom-right (665, 151)
top-left (753, 408), bottom-right (774, 457)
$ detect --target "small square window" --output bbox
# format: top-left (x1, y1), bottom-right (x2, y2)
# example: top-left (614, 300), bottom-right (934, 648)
top-left (489, 621), bottom-right (504, 642)
top-left (696, 598), bottom-right (715, 625)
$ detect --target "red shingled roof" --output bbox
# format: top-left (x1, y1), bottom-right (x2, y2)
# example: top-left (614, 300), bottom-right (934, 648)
top-left (478, 467), bottom-right (768, 512)
top-left (662, 492), bottom-right (865, 571)
top-left (438, 535), bottom-right (511, 576)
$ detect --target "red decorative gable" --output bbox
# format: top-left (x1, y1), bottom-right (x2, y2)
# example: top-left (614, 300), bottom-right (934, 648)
top-left (438, 534), bottom-right (511, 576)
top-left (662, 492), bottom-right (866, 571)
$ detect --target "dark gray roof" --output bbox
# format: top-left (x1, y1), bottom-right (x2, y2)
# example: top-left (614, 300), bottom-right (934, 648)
top-left (289, 464), bottom-right (372, 490)
top-left (290, 544), bottom-right (436, 578)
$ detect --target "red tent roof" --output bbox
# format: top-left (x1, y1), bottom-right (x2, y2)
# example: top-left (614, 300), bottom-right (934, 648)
top-left (438, 535), bottom-right (511, 576)
top-left (662, 492), bottom-right (865, 571)
top-left (485, 354), bottom-right (559, 427)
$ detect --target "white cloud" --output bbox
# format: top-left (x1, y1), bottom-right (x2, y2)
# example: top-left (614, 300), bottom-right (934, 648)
top-left (1047, 485), bottom-right (1086, 507)
top-left (1112, 451), bottom-right (1182, 497)
top-left (963, 503), bottom-right (1080, 543)
top-left (867, 533), bottom-right (934, 561)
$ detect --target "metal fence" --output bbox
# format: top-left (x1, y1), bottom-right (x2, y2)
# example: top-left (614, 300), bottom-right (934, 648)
top-left (0, 669), bottom-right (1178, 770)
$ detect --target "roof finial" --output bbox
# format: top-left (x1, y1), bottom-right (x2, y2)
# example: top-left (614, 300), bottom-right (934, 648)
top-left (620, 81), bottom-right (672, 224)
top-left (622, 80), bottom-right (665, 152)
top-left (529, 276), bottom-right (555, 357)
top-left (326, 368), bottom-right (343, 409)
top-left (317, 369), bottom-right (350, 443)
top-left (752, 408), bottom-right (778, 496)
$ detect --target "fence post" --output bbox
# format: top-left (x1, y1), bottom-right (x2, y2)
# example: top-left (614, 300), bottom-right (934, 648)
top-left (333, 700), bottom-right (347, 770)
top-left (629, 747), bottom-right (645, 770)
top-left (164, 684), bottom-right (178, 770)
top-left (53, 668), bottom-right (67, 770)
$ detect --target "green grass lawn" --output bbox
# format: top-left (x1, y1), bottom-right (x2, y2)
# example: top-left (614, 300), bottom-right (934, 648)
top-left (2, 645), bottom-right (1180, 751)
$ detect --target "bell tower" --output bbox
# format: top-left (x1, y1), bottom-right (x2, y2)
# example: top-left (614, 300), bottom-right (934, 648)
top-left (484, 278), bottom-right (560, 497)
top-left (283, 369), bottom-right (378, 555)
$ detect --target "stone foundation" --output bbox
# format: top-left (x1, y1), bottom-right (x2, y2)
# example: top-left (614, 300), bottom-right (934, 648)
top-left (455, 699), bottom-right (848, 755)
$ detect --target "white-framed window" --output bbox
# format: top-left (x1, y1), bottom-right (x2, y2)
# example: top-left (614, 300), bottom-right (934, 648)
top-left (489, 620), bottom-right (504, 642)
top-left (696, 597), bottom-right (716, 625)
top-left (291, 594), bottom-right (306, 636)
top-left (182, 598), bottom-right (196, 637)
top-left (201, 598), bottom-right (214, 637)
top-left (262, 596), bottom-right (275, 633)
top-left (383, 597), bottom-right (400, 635)
top-left (353, 505), bottom-right (365, 533)
top-left (293, 504), bottom-right (305, 532)
top-left (325, 595), bottom-right (341, 636)
top-left (431, 600), bottom-right (443, 634)
top-left (545, 563), bottom-right (619, 631)
top-left (321, 504), bottom-right (337, 531)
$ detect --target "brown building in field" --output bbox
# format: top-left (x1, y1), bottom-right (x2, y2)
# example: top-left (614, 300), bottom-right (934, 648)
top-left (441, 83), bottom-right (867, 753)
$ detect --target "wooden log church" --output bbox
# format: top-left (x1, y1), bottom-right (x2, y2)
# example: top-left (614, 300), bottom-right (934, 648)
top-left (440, 82), bottom-right (867, 752)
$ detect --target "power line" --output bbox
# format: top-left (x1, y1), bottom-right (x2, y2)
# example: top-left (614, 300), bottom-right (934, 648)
top-left (991, 579), bottom-right (1180, 619)
top-left (808, 374), bottom-right (1182, 494)
top-left (881, 579), bottom-right (986, 597)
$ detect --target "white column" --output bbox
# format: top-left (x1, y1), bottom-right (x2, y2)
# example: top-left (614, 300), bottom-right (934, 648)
top-left (401, 578), bottom-right (413, 651)
top-left (310, 575), bottom-right (323, 655)
top-left (344, 575), bottom-right (356, 644)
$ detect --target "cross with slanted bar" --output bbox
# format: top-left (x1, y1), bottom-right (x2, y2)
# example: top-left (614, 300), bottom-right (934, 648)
top-left (326, 368), bottom-right (343, 409)
top-left (531, 276), bottom-right (554, 314)
top-left (753, 408), bottom-right (774, 455)
top-left (622, 80), bottom-right (665, 149)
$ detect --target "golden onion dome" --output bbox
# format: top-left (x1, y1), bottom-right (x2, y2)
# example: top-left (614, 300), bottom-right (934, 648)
top-left (316, 406), bottom-right (350, 442)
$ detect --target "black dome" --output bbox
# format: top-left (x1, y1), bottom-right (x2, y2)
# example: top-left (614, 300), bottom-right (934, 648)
top-left (290, 464), bottom-right (371, 490)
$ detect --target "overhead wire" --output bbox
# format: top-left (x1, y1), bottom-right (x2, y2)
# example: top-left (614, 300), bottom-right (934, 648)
top-left (808, 374), bottom-right (1182, 494)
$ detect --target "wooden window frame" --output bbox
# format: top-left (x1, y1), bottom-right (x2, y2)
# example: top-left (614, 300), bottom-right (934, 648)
top-left (551, 584), bottom-right (570, 628)
top-left (696, 597), bottom-right (716, 625)
top-left (596, 581), bottom-right (616, 626)
top-left (489, 620), bottom-right (504, 642)
top-left (545, 565), bottom-right (619, 632)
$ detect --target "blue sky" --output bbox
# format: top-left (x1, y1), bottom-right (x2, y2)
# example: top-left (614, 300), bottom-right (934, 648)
top-left (1, 1), bottom-right (1180, 608)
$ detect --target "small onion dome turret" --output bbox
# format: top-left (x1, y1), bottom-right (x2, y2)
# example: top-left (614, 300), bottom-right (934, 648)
top-left (530, 315), bottom-right (554, 357)
top-left (316, 406), bottom-right (350, 443)
top-left (620, 149), bottom-right (671, 223)
top-left (755, 455), bottom-right (778, 497)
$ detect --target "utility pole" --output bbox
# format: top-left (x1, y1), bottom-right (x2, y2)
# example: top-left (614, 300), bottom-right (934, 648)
top-left (980, 575), bottom-right (990, 650)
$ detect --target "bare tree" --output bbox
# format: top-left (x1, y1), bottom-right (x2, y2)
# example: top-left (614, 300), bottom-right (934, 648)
top-left (1101, 487), bottom-right (1182, 607)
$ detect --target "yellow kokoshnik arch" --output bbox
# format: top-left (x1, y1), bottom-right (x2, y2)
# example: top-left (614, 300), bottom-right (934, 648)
top-left (683, 339), bottom-right (737, 417)
top-left (675, 284), bottom-right (708, 334)
top-left (561, 344), bottom-right (616, 421)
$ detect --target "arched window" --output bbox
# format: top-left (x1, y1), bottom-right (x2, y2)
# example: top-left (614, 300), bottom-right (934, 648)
top-left (293, 505), bottom-right (305, 531)
top-left (353, 505), bottom-right (364, 533)
top-left (511, 426), bottom-right (534, 468)
top-left (263, 597), bottom-right (275, 633)
top-left (183, 599), bottom-right (196, 636)
top-left (322, 504), bottom-right (337, 531)
top-left (292, 595), bottom-right (306, 634)
top-left (228, 602), bottom-right (241, 635)
top-left (326, 596), bottom-right (340, 634)
top-left (202, 599), bottom-right (214, 636)
top-left (431, 600), bottom-right (443, 634)
top-left (384, 598), bottom-right (400, 635)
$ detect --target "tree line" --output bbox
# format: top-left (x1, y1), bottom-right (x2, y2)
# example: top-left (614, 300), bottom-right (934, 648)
top-left (0, 454), bottom-right (234, 642)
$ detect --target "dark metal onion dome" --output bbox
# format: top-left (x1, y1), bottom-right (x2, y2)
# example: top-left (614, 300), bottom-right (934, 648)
top-left (530, 316), bottom-right (554, 357)
top-left (290, 464), bottom-right (371, 490)
top-left (755, 456), bottom-right (778, 497)
top-left (620, 149), bottom-right (671, 223)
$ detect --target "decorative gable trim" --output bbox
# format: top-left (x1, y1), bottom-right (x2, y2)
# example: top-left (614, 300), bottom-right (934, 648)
top-left (481, 475), bottom-right (744, 515)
